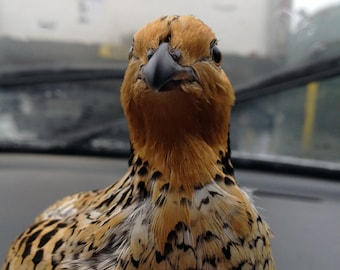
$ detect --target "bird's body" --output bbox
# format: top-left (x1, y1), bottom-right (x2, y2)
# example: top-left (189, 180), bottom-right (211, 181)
top-left (2, 15), bottom-right (275, 270)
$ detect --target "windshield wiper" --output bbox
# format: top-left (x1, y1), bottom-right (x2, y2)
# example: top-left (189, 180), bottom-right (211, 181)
top-left (235, 54), bottom-right (340, 102)
top-left (0, 65), bottom-right (127, 87)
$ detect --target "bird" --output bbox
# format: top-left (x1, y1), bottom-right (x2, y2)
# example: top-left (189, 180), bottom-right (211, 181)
top-left (2, 15), bottom-right (275, 270)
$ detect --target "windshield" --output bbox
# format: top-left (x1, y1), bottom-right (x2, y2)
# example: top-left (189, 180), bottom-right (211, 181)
top-left (1, 0), bottom-right (340, 168)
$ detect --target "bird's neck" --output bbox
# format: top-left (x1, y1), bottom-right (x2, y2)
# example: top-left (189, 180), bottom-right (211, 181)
top-left (127, 133), bottom-right (236, 252)
top-left (129, 133), bottom-right (233, 191)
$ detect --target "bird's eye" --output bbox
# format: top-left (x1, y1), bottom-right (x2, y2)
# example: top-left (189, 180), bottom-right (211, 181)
top-left (211, 45), bottom-right (222, 65)
top-left (209, 39), bottom-right (222, 66)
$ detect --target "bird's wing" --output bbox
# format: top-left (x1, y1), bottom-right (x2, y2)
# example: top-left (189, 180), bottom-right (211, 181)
top-left (1, 170), bottom-right (135, 270)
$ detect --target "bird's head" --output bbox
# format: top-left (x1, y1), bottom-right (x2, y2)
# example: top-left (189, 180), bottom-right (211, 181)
top-left (121, 15), bottom-right (235, 155)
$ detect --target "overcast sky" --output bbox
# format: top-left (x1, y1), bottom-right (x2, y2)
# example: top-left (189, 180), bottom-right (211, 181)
top-left (2, 0), bottom-right (340, 56)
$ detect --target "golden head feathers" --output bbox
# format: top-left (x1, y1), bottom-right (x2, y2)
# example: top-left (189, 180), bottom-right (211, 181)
top-left (121, 15), bottom-right (236, 190)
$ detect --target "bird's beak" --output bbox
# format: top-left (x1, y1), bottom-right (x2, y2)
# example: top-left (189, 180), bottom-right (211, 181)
top-left (142, 42), bottom-right (196, 91)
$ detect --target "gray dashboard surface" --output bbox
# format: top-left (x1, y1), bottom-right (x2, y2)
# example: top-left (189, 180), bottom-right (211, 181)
top-left (1, 154), bottom-right (339, 269)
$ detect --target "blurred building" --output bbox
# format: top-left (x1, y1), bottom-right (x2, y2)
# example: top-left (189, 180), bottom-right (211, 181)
top-left (0, 0), bottom-right (292, 59)
top-left (267, 0), bottom-right (293, 59)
